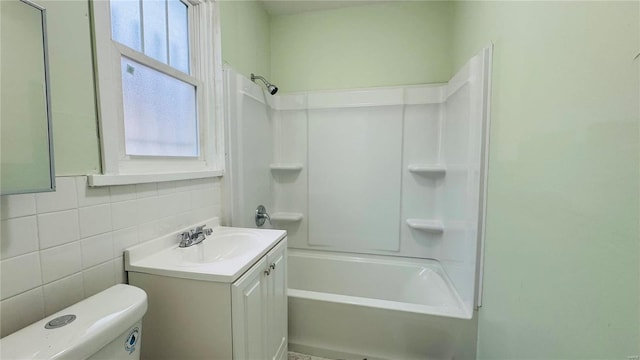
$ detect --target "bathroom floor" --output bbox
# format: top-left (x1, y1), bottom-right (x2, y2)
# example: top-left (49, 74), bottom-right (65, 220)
top-left (288, 351), bottom-right (334, 360)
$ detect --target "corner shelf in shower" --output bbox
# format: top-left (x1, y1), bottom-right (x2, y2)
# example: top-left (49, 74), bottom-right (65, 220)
top-left (270, 212), bottom-right (304, 222)
top-left (406, 219), bottom-right (444, 234)
top-left (407, 164), bottom-right (446, 175)
top-left (269, 163), bottom-right (304, 171)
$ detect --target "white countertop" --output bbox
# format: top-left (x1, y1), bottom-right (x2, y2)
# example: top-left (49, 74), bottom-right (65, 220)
top-left (125, 218), bottom-right (286, 283)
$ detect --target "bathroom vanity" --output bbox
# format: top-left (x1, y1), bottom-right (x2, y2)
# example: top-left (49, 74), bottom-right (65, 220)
top-left (125, 219), bottom-right (287, 360)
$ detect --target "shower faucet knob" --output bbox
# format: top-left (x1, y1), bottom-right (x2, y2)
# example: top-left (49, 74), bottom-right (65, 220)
top-left (255, 205), bottom-right (271, 227)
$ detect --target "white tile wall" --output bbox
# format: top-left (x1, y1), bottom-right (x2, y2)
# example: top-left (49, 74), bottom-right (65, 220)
top-left (38, 210), bottom-right (80, 249)
top-left (1, 216), bottom-right (39, 259)
top-left (42, 273), bottom-right (84, 316)
top-left (35, 177), bottom-right (78, 214)
top-left (0, 193), bottom-right (36, 220)
top-left (78, 204), bottom-right (113, 238)
top-left (40, 242), bottom-right (83, 284)
top-left (0, 175), bottom-right (222, 337)
top-left (0, 287), bottom-right (44, 337)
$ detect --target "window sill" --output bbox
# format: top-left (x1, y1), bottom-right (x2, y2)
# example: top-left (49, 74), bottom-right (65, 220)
top-left (87, 170), bottom-right (224, 187)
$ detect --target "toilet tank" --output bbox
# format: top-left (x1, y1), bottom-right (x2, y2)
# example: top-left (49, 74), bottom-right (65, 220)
top-left (0, 284), bottom-right (147, 360)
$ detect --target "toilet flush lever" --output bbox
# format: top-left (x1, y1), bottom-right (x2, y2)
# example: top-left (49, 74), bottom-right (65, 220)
top-left (255, 205), bottom-right (271, 227)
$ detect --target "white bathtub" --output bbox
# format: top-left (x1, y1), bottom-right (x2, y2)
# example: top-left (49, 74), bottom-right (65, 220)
top-left (287, 249), bottom-right (478, 360)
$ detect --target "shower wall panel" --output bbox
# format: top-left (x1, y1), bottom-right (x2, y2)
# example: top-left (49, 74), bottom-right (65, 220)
top-left (307, 106), bottom-right (404, 252)
top-left (271, 107), bottom-right (308, 246)
top-left (400, 103), bottom-right (445, 257)
top-left (224, 67), bottom-right (274, 228)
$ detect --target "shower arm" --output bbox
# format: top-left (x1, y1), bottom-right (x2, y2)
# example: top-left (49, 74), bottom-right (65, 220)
top-left (250, 73), bottom-right (279, 95)
top-left (251, 73), bottom-right (268, 86)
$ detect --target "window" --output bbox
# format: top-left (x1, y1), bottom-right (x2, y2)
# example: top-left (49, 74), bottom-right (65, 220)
top-left (89, 0), bottom-right (224, 186)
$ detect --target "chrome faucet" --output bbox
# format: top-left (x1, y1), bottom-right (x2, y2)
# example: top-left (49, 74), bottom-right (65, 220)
top-left (178, 224), bottom-right (213, 248)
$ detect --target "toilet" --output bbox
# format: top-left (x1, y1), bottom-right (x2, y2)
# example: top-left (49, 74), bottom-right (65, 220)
top-left (0, 284), bottom-right (147, 360)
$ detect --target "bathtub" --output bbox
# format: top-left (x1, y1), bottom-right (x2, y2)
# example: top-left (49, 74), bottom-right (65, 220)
top-left (287, 249), bottom-right (478, 360)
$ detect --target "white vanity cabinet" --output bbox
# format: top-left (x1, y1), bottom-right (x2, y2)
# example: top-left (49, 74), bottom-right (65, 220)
top-left (232, 239), bottom-right (287, 360)
top-left (127, 233), bottom-right (287, 360)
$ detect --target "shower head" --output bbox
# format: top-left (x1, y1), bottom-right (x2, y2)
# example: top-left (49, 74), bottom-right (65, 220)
top-left (251, 73), bottom-right (278, 95)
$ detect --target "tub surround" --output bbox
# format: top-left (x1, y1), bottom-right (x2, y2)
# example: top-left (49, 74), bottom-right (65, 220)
top-left (0, 176), bottom-right (222, 337)
top-left (226, 46), bottom-right (491, 317)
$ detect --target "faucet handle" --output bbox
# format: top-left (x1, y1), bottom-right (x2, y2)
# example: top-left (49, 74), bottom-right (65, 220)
top-left (177, 231), bottom-right (192, 248)
top-left (255, 205), bottom-right (271, 227)
top-left (194, 224), bottom-right (207, 232)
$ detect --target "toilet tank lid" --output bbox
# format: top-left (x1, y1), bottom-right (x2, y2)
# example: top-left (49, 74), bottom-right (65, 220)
top-left (0, 284), bottom-right (147, 360)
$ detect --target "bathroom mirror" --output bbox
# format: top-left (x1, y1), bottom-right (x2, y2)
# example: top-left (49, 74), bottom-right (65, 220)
top-left (0, 0), bottom-right (55, 195)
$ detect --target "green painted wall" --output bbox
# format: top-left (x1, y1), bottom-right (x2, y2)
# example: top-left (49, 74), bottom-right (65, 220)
top-left (452, 1), bottom-right (640, 358)
top-left (220, 0), bottom-right (271, 80)
top-left (270, 1), bottom-right (452, 93)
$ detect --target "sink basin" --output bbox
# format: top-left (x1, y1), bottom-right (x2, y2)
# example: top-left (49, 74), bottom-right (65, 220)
top-left (124, 218), bottom-right (287, 283)
top-left (172, 232), bottom-right (262, 265)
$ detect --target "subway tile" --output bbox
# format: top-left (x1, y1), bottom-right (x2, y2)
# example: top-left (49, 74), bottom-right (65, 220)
top-left (202, 187), bottom-right (219, 207)
top-left (193, 205), bottom-right (220, 224)
top-left (38, 210), bottom-right (80, 249)
top-left (78, 204), bottom-right (112, 238)
top-left (192, 178), bottom-right (210, 189)
top-left (40, 242), bottom-right (82, 284)
top-left (75, 176), bottom-right (110, 207)
top-left (156, 215), bottom-right (179, 237)
top-left (157, 181), bottom-right (176, 195)
top-left (1, 216), bottom-right (39, 260)
top-left (189, 188), bottom-right (207, 210)
top-left (157, 194), bottom-right (178, 218)
top-left (83, 261), bottom-right (116, 297)
top-left (81, 233), bottom-right (114, 269)
top-left (0, 287), bottom-right (44, 337)
top-left (0, 193), bottom-right (36, 220)
top-left (0, 252), bottom-right (42, 300)
top-left (136, 197), bottom-right (160, 224)
top-left (135, 183), bottom-right (158, 198)
top-left (110, 185), bottom-right (136, 202)
top-left (175, 211), bottom-right (195, 230)
top-left (35, 177), bottom-right (78, 214)
top-left (113, 226), bottom-right (139, 257)
top-left (43, 273), bottom-right (84, 316)
top-left (173, 179), bottom-right (197, 193)
top-left (171, 191), bottom-right (191, 214)
top-left (111, 200), bottom-right (138, 230)
top-left (138, 220), bottom-right (163, 243)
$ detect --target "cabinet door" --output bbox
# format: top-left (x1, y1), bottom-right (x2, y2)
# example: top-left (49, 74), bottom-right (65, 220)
top-left (266, 239), bottom-right (288, 360)
top-left (232, 257), bottom-right (268, 360)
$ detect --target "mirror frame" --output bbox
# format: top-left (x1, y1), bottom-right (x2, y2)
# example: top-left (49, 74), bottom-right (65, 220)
top-left (0, 0), bottom-right (56, 195)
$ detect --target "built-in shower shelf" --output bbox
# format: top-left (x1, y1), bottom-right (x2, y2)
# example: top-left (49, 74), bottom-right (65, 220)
top-left (406, 219), bottom-right (444, 233)
top-left (407, 164), bottom-right (446, 175)
top-left (271, 212), bottom-right (304, 222)
top-left (270, 163), bottom-right (303, 171)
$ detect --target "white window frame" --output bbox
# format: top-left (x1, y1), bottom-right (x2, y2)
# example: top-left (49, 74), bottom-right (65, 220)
top-left (89, 0), bottom-right (224, 186)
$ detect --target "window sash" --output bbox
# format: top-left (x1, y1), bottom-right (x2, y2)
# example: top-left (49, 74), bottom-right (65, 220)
top-left (115, 43), bottom-right (204, 161)
top-left (90, 0), bottom-right (224, 184)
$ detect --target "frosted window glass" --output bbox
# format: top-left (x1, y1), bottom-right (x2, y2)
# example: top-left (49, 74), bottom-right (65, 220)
top-left (168, 0), bottom-right (189, 73)
top-left (110, 0), bottom-right (142, 51)
top-left (121, 57), bottom-right (198, 157)
top-left (142, 0), bottom-right (167, 64)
